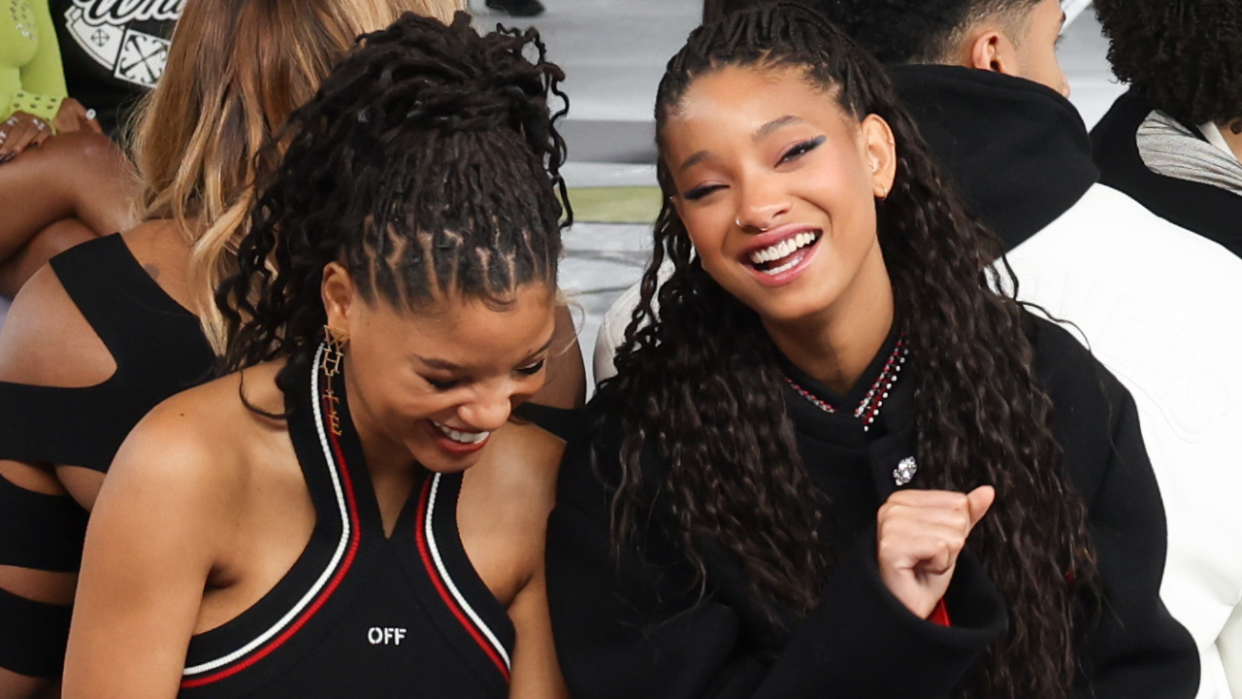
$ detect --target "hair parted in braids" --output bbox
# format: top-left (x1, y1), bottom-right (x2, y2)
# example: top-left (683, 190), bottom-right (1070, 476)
top-left (604, 4), bottom-right (1096, 698)
top-left (217, 11), bottom-right (570, 397)
top-left (1095, 0), bottom-right (1242, 133)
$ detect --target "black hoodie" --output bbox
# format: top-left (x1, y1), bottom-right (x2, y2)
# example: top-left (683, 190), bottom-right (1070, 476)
top-left (887, 64), bottom-right (1099, 250)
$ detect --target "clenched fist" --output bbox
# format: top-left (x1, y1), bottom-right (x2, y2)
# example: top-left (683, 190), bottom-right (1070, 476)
top-left (876, 486), bottom-right (995, 619)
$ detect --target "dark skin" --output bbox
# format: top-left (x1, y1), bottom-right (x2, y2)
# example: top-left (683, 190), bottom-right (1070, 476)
top-left (63, 274), bottom-right (570, 698)
top-left (0, 100), bottom-right (138, 296)
top-left (0, 220), bottom-right (584, 696)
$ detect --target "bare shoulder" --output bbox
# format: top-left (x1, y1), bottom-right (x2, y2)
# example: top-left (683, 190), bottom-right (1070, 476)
top-left (467, 419), bottom-right (566, 520)
top-left (0, 258), bottom-right (116, 388)
top-left (108, 363), bottom-right (287, 504)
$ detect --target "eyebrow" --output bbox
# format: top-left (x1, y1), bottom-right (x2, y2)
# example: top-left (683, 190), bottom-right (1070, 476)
top-left (754, 115), bottom-right (804, 142)
top-left (414, 338), bottom-right (555, 372)
top-left (677, 115), bottom-right (806, 174)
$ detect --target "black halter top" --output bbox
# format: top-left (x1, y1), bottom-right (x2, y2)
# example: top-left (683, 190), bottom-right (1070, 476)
top-left (178, 347), bottom-right (514, 698)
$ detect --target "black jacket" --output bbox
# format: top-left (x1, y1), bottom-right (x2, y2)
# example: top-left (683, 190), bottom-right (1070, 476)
top-left (1091, 89), bottom-right (1242, 258)
top-left (547, 317), bottom-right (1199, 698)
top-left (887, 65), bottom-right (1099, 251)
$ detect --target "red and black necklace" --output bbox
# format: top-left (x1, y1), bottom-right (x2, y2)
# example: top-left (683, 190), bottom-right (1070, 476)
top-left (782, 336), bottom-right (908, 433)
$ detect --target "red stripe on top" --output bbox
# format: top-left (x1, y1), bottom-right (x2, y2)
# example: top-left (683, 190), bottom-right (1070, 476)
top-left (181, 395), bottom-right (363, 689)
top-left (414, 476), bottom-right (511, 682)
top-left (929, 599), bottom-right (951, 627)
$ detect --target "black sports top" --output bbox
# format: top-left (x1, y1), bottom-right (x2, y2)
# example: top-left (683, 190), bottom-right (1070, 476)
top-left (0, 233), bottom-right (215, 474)
top-left (178, 347), bottom-right (514, 699)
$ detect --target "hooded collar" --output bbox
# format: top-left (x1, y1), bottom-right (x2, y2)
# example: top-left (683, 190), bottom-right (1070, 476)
top-left (888, 65), bottom-right (1099, 250)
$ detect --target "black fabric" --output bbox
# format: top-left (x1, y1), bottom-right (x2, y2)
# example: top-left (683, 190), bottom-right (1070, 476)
top-left (47, 0), bottom-right (180, 138)
top-left (0, 233), bottom-right (215, 473)
top-left (888, 65), bottom-right (1099, 251)
top-left (0, 476), bottom-right (86, 571)
top-left (512, 402), bottom-right (582, 442)
top-left (0, 587), bottom-right (71, 678)
top-left (1091, 90), bottom-right (1242, 258)
top-left (547, 316), bottom-right (1199, 699)
top-left (0, 233), bottom-right (214, 679)
top-left (179, 359), bottom-right (512, 699)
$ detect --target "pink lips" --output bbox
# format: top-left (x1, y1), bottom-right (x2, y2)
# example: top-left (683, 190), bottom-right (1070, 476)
top-left (736, 223), bottom-right (822, 287)
top-left (424, 420), bottom-right (490, 456)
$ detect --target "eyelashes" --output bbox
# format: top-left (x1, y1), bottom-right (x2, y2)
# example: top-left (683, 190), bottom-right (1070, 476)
top-left (423, 359), bottom-right (546, 391)
top-left (516, 359), bottom-right (546, 376)
top-left (779, 135), bottom-right (826, 164)
top-left (680, 134), bottom-right (827, 201)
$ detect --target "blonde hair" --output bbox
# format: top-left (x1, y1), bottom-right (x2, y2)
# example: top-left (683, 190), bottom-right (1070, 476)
top-left (131, 0), bottom-right (465, 354)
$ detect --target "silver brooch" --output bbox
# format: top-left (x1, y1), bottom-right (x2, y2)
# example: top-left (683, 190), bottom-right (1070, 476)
top-left (893, 456), bottom-right (917, 486)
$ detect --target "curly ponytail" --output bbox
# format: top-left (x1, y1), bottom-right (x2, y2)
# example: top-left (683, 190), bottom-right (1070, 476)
top-left (217, 11), bottom-right (571, 400)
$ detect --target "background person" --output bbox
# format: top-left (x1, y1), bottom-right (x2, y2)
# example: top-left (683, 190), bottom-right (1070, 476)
top-left (0, 0), bottom-right (138, 297)
top-left (1090, 0), bottom-right (1242, 258)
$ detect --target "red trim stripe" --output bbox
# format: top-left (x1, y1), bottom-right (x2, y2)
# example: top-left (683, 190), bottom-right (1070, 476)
top-left (181, 396), bottom-right (362, 689)
top-left (414, 477), bottom-right (511, 682)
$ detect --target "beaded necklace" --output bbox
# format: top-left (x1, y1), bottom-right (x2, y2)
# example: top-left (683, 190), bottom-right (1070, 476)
top-left (782, 336), bottom-right (908, 433)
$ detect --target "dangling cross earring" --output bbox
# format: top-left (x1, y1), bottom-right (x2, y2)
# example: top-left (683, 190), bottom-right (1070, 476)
top-left (321, 324), bottom-right (349, 436)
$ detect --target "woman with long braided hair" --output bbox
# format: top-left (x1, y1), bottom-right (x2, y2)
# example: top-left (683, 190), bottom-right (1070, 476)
top-left (62, 13), bottom-right (571, 698)
top-left (548, 4), bottom-right (1197, 698)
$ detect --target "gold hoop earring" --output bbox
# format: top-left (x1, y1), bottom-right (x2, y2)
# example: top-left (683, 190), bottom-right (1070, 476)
top-left (321, 325), bottom-right (349, 436)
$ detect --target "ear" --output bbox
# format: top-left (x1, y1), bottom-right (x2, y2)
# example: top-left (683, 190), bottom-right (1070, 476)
top-left (859, 114), bottom-right (897, 199)
top-left (321, 262), bottom-right (357, 334)
top-left (967, 29), bottom-right (1017, 77)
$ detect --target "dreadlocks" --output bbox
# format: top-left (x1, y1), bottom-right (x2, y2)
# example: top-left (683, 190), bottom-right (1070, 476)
top-left (217, 11), bottom-right (570, 399)
top-left (605, 4), bottom-right (1097, 697)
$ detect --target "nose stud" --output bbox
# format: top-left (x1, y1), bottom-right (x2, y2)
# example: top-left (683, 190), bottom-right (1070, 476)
top-left (736, 218), bottom-right (771, 232)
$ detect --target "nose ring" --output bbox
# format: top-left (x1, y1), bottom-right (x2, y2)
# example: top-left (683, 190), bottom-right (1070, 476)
top-left (736, 218), bottom-right (771, 232)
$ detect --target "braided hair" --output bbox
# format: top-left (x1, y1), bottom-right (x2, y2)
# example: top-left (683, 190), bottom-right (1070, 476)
top-left (218, 11), bottom-right (570, 398)
top-left (606, 5), bottom-right (1096, 697)
top-left (808, 0), bottom-right (1043, 64)
top-left (1095, 0), bottom-right (1242, 131)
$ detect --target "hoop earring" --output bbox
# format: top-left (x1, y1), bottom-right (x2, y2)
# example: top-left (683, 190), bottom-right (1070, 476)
top-left (321, 325), bottom-right (349, 435)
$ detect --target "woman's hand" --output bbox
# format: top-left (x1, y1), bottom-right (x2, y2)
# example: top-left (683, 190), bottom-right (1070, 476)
top-left (53, 98), bottom-right (103, 135)
top-left (0, 111), bottom-right (52, 161)
top-left (876, 485), bottom-right (995, 619)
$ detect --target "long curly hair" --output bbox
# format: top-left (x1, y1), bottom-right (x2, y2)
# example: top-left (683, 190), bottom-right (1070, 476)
top-left (807, 0), bottom-right (1043, 64)
top-left (1095, 0), bottom-right (1242, 132)
top-left (217, 11), bottom-right (570, 396)
top-left (605, 5), bottom-right (1096, 697)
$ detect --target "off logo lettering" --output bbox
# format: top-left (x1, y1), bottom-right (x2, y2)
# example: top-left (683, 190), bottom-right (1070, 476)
top-left (368, 627), bottom-right (407, 645)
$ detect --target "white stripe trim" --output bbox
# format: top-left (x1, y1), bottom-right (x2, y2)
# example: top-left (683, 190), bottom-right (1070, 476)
top-left (184, 349), bottom-right (353, 676)
top-left (424, 473), bottom-right (512, 670)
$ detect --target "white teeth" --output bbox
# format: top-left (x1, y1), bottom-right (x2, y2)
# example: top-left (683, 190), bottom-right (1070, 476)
top-left (748, 231), bottom-right (819, 265)
top-left (761, 254), bottom-right (804, 276)
top-left (433, 421), bottom-right (490, 445)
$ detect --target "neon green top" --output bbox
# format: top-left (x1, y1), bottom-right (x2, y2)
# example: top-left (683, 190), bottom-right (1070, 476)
top-left (0, 0), bottom-right (66, 125)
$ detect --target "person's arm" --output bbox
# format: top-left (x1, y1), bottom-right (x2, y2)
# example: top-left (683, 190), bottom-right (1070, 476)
top-left (547, 412), bottom-right (1008, 699)
top-left (8, 0), bottom-right (67, 124)
top-left (62, 404), bottom-right (225, 699)
top-left (1074, 386), bottom-right (1200, 698)
top-left (508, 566), bottom-right (569, 699)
